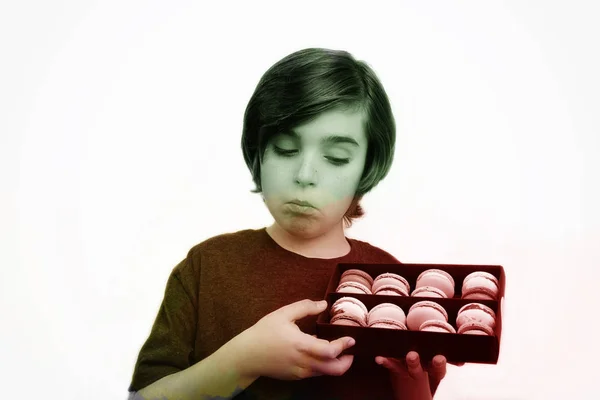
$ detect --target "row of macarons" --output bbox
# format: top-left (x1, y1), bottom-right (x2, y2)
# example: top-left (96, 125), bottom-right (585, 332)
top-left (329, 296), bottom-right (497, 336)
top-left (335, 268), bottom-right (500, 301)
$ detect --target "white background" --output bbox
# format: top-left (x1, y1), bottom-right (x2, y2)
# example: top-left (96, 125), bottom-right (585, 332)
top-left (2, 1), bottom-right (599, 399)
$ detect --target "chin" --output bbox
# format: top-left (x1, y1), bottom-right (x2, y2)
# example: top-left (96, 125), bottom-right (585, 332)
top-left (277, 216), bottom-right (325, 238)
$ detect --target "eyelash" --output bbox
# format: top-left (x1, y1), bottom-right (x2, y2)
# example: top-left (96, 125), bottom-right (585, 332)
top-left (272, 146), bottom-right (350, 166)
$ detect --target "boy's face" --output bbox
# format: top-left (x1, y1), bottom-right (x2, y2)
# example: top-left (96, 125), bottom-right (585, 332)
top-left (260, 107), bottom-right (368, 238)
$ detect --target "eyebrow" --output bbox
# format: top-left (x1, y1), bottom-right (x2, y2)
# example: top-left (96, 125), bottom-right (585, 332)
top-left (282, 129), bottom-right (360, 147)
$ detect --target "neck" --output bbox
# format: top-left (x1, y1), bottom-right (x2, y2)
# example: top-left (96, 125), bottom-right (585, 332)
top-left (266, 222), bottom-right (351, 259)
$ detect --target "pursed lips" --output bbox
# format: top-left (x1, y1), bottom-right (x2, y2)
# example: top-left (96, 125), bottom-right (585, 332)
top-left (289, 200), bottom-right (316, 208)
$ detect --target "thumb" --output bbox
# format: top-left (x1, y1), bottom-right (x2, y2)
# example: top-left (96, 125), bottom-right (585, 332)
top-left (285, 299), bottom-right (327, 322)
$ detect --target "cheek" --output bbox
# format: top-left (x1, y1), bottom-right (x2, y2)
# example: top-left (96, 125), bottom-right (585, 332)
top-left (259, 159), bottom-right (281, 189)
top-left (334, 164), bottom-right (364, 190)
top-left (319, 173), bottom-right (361, 206)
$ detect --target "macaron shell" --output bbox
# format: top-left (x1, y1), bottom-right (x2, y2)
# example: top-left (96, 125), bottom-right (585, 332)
top-left (330, 297), bottom-right (368, 317)
top-left (406, 301), bottom-right (448, 331)
top-left (457, 302), bottom-right (497, 318)
top-left (339, 269), bottom-right (374, 289)
top-left (462, 330), bottom-right (489, 335)
top-left (457, 320), bottom-right (494, 336)
top-left (339, 275), bottom-right (372, 290)
top-left (330, 314), bottom-right (364, 327)
top-left (462, 271), bottom-right (499, 295)
top-left (417, 268), bottom-right (456, 287)
top-left (368, 303), bottom-right (407, 326)
top-left (373, 284), bottom-right (408, 297)
top-left (331, 297), bottom-right (368, 324)
top-left (372, 273), bottom-right (410, 294)
top-left (416, 269), bottom-right (455, 298)
top-left (341, 268), bottom-right (373, 285)
top-left (336, 281), bottom-right (372, 295)
top-left (368, 318), bottom-right (407, 330)
top-left (419, 320), bottom-right (457, 333)
top-left (456, 303), bottom-right (496, 329)
top-left (411, 286), bottom-right (447, 298)
top-left (462, 286), bottom-right (497, 300)
top-left (408, 300), bottom-right (449, 319)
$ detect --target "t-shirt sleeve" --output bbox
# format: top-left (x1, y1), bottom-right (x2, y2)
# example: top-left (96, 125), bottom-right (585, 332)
top-left (127, 254), bottom-right (199, 393)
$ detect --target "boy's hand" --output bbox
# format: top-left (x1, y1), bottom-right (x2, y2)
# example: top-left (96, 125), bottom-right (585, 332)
top-left (239, 299), bottom-right (356, 380)
top-left (376, 351), bottom-right (463, 399)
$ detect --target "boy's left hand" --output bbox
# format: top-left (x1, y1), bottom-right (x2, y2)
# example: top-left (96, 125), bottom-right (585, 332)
top-left (376, 352), bottom-right (462, 399)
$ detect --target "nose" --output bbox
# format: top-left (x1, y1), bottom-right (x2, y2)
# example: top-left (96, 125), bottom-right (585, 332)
top-left (294, 154), bottom-right (318, 187)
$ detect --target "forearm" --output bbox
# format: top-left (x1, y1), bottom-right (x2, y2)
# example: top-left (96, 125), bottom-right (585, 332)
top-left (133, 337), bottom-right (258, 400)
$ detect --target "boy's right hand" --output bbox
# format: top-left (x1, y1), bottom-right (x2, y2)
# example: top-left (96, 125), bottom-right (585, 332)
top-left (236, 299), bottom-right (356, 381)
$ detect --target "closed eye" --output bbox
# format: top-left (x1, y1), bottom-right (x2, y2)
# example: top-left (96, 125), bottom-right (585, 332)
top-left (273, 146), bottom-right (350, 166)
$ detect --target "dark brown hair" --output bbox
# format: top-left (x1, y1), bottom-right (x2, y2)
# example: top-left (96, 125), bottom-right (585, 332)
top-left (241, 48), bottom-right (396, 228)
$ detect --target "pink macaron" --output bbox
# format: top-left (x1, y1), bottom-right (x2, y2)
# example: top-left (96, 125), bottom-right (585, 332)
top-left (462, 271), bottom-right (499, 300)
top-left (367, 303), bottom-right (406, 327)
top-left (330, 314), bottom-right (364, 327)
top-left (373, 284), bottom-right (408, 296)
top-left (457, 320), bottom-right (495, 336)
top-left (369, 318), bottom-right (407, 330)
top-left (339, 269), bottom-right (374, 290)
top-left (456, 303), bottom-right (496, 330)
top-left (336, 281), bottom-right (372, 295)
top-left (330, 297), bottom-right (368, 326)
top-left (416, 269), bottom-right (455, 298)
top-left (411, 286), bottom-right (447, 298)
top-left (372, 273), bottom-right (410, 295)
top-left (406, 301), bottom-right (449, 331)
top-left (462, 286), bottom-right (497, 301)
top-left (419, 320), bottom-right (457, 334)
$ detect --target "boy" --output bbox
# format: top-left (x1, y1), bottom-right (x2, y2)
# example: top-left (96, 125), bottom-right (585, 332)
top-left (128, 48), bottom-right (450, 399)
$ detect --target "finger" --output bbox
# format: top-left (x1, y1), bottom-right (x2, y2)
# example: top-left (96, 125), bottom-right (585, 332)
top-left (375, 356), bottom-right (410, 377)
top-left (301, 335), bottom-right (355, 359)
top-left (428, 355), bottom-right (447, 395)
top-left (311, 354), bottom-right (355, 377)
top-left (429, 355), bottom-right (447, 379)
top-left (284, 299), bottom-right (327, 322)
top-left (405, 351), bottom-right (423, 379)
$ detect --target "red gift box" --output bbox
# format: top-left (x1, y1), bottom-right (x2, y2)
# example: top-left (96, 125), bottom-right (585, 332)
top-left (316, 263), bottom-right (506, 364)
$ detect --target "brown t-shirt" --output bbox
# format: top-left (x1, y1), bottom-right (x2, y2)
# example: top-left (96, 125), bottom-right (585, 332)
top-left (128, 227), bottom-right (402, 399)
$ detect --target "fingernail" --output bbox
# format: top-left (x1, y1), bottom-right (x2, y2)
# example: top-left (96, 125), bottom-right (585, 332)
top-left (319, 300), bottom-right (327, 307)
top-left (407, 352), bottom-right (419, 364)
top-left (347, 338), bottom-right (355, 346)
top-left (375, 357), bottom-right (382, 365)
